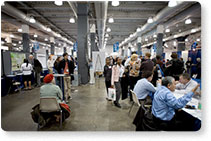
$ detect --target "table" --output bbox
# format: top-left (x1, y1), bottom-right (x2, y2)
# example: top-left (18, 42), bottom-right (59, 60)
top-left (173, 90), bottom-right (202, 120)
top-left (53, 74), bottom-right (65, 100)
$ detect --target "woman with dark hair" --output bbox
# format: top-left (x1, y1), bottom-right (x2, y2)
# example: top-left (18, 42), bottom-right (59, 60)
top-left (54, 56), bottom-right (62, 73)
top-left (21, 59), bottom-right (33, 90)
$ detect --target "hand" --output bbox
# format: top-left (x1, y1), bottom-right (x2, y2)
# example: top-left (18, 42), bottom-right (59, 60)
top-left (175, 81), bottom-right (179, 85)
top-left (110, 85), bottom-right (114, 88)
top-left (157, 79), bottom-right (162, 85)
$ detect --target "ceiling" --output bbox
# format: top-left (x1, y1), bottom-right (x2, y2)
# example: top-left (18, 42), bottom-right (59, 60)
top-left (1, 1), bottom-right (201, 51)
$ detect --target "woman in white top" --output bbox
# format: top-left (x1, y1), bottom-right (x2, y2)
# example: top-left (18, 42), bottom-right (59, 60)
top-left (47, 55), bottom-right (54, 74)
top-left (21, 59), bottom-right (33, 90)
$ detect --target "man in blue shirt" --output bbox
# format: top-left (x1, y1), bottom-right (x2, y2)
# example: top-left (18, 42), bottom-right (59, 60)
top-left (152, 76), bottom-right (200, 131)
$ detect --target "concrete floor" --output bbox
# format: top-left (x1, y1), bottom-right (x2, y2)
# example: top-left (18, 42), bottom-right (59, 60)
top-left (1, 77), bottom-right (138, 131)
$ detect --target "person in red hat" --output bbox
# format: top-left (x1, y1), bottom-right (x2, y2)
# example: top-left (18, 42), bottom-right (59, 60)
top-left (40, 74), bottom-right (63, 104)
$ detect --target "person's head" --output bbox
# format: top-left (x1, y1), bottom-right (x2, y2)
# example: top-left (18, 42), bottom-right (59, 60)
top-left (106, 57), bottom-right (110, 65)
top-left (131, 54), bottom-right (138, 61)
top-left (167, 59), bottom-right (169, 62)
top-left (63, 53), bottom-right (68, 60)
top-left (43, 74), bottom-right (54, 84)
top-left (145, 52), bottom-right (151, 59)
top-left (29, 54), bottom-right (33, 60)
top-left (23, 59), bottom-right (28, 64)
top-left (56, 56), bottom-right (61, 62)
top-left (180, 58), bottom-right (183, 61)
top-left (179, 73), bottom-right (191, 85)
top-left (156, 55), bottom-right (161, 60)
top-left (142, 71), bottom-right (153, 82)
top-left (48, 55), bottom-right (52, 60)
top-left (188, 57), bottom-right (192, 61)
top-left (117, 57), bottom-right (122, 65)
top-left (171, 53), bottom-right (178, 59)
top-left (162, 76), bottom-right (176, 92)
top-left (196, 58), bottom-right (201, 62)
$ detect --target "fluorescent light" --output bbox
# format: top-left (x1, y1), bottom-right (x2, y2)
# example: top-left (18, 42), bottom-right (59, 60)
top-left (111, 1), bottom-right (120, 6)
top-left (153, 34), bottom-right (157, 38)
top-left (130, 34), bottom-right (133, 38)
top-left (185, 19), bottom-right (192, 24)
top-left (174, 35), bottom-right (178, 38)
top-left (147, 17), bottom-right (153, 23)
top-left (13, 43), bottom-right (17, 46)
top-left (173, 41), bottom-right (177, 46)
top-left (45, 38), bottom-right (48, 41)
top-left (1, 41), bottom-right (5, 44)
top-left (18, 41), bottom-right (22, 44)
top-left (179, 29), bottom-right (182, 32)
top-left (34, 34), bottom-right (38, 38)
top-left (1, 46), bottom-right (9, 50)
top-left (105, 33), bottom-right (109, 37)
top-left (105, 38), bottom-right (108, 41)
top-left (191, 29), bottom-right (196, 33)
top-left (69, 18), bottom-right (75, 23)
top-left (145, 38), bottom-right (148, 42)
top-left (18, 28), bottom-right (22, 32)
top-left (10, 34), bottom-right (14, 38)
top-left (29, 16), bottom-right (36, 23)
top-left (185, 39), bottom-right (188, 42)
top-left (106, 27), bottom-right (111, 32)
top-left (197, 38), bottom-right (200, 42)
top-left (54, 1), bottom-right (63, 6)
top-left (47, 28), bottom-right (51, 32)
top-left (58, 43), bottom-right (61, 46)
top-left (136, 28), bottom-right (141, 32)
top-left (58, 34), bottom-right (61, 37)
top-left (165, 29), bottom-right (170, 33)
top-left (164, 43), bottom-right (168, 48)
top-left (168, 0), bottom-right (177, 7)
top-left (108, 17), bottom-right (114, 23)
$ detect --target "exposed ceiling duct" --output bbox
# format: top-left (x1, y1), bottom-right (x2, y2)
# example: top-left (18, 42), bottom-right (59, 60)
top-left (94, 1), bottom-right (108, 48)
top-left (1, 2), bottom-right (74, 45)
top-left (67, 1), bottom-right (78, 19)
top-left (120, 1), bottom-right (193, 47)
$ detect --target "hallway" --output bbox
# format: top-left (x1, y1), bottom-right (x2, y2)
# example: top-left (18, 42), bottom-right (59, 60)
top-left (1, 77), bottom-right (137, 131)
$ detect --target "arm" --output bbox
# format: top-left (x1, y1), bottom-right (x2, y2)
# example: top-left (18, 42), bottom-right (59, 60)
top-left (145, 81), bottom-right (156, 93)
top-left (111, 66), bottom-right (115, 86)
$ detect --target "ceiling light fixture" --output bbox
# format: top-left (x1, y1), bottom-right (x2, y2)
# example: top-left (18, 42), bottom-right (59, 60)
top-left (13, 43), bottom-right (17, 46)
top-left (191, 29), bottom-right (196, 33)
top-left (1, 41), bottom-right (5, 44)
top-left (145, 38), bottom-right (148, 42)
top-left (105, 33), bottom-right (109, 37)
top-left (18, 28), bottom-right (22, 32)
top-left (147, 17), bottom-right (153, 23)
top-left (29, 16), bottom-right (36, 23)
top-left (111, 1), bottom-right (120, 7)
top-left (18, 41), bottom-right (22, 44)
top-left (45, 38), bottom-right (48, 41)
top-left (197, 38), bottom-right (200, 42)
top-left (106, 27), bottom-right (111, 32)
top-left (47, 28), bottom-right (52, 32)
top-left (136, 27), bottom-right (141, 32)
top-left (173, 41), bottom-right (177, 46)
top-left (54, 1), bottom-right (63, 6)
top-left (34, 34), bottom-right (38, 38)
top-left (185, 39), bottom-right (188, 42)
top-left (168, 0), bottom-right (177, 7)
top-left (174, 35), bottom-right (178, 38)
top-left (185, 18), bottom-right (192, 24)
top-left (108, 17), bottom-right (114, 23)
top-left (165, 28), bottom-right (170, 33)
top-left (69, 17), bottom-right (75, 23)
top-left (153, 34), bottom-right (157, 38)
top-left (58, 34), bottom-right (61, 38)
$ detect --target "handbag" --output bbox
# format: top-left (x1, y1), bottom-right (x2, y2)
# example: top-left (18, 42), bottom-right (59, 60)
top-left (108, 88), bottom-right (116, 101)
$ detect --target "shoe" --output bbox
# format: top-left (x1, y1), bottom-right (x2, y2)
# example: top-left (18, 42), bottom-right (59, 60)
top-left (106, 98), bottom-right (112, 101)
top-left (68, 96), bottom-right (72, 100)
top-left (114, 103), bottom-right (121, 108)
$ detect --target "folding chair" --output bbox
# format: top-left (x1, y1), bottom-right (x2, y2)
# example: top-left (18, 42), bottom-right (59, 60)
top-left (128, 90), bottom-right (141, 115)
top-left (38, 97), bottom-right (62, 130)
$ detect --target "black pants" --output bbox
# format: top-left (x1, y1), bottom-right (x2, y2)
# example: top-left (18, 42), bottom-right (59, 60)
top-left (105, 80), bottom-right (111, 96)
top-left (129, 76), bottom-right (139, 101)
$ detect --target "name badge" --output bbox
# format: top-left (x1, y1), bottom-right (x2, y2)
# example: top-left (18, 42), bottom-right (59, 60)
top-left (109, 66), bottom-right (111, 69)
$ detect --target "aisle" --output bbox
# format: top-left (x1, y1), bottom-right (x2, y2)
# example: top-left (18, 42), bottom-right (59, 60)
top-left (1, 77), bottom-right (137, 131)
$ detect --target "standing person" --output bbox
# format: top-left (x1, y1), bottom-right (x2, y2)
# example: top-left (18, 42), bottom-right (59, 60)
top-left (69, 56), bottom-right (76, 83)
top-left (58, 53), bottom-right (72, 103)
top-left (139, 52), bottom-right (154, 76)
top-left (54, 56), bottom-right (62, 74)
top-left (111, 57), bottom-right (124, 108)
top-left (21, 59), bottom-right (33, 90)
top-left (196, 58), bottom-right (201, 79)
top-left (29, 54), bottom-right (43, 87)
top-left (103, 57), bottom-right (112, 100)
top-left (152, 76), bottom-right (200, 131)
top-left (185, 57), bottom-right (192, 75)
top-left (121, 65), bottom-right (129, 100)
top-left (47, 55), bottom-right (54, 74)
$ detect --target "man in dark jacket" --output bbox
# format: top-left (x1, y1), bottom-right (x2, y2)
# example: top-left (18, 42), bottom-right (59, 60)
top-left (139, 52), bottom-right (154, 78)
top-left (104, 57), bottom-right (112, 100)
top-left (29, 54), bottom-right (43, 87)
top-left (58, 53), bottom-right (74, 103)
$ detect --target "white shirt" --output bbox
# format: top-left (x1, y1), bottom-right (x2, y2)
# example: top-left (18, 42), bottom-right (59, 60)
top-left (21, 63), bottom-right (33, 75)
top-left (176, 79), bottom-right (200, 94)
top-left (118, 65), bottom-right (125, 78)
top-left (124, 57), bottom-right (141, 67)
top-left (47, 59), bottom-right (54, 69)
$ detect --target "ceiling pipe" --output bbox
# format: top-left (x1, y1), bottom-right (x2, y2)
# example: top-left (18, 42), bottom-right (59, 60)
top-left (2, 2), bottom-right (74, 45)
top-left (94, 1), bottom-right (108, 48)
top-left (67, 1), bottom-right (78, 19)
top-left (120, 1), bottom-right (192, 47)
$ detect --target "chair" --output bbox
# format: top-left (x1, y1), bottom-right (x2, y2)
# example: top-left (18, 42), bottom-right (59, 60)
top-left (128, 90), bottom-right (141, 115)
top-left (13, 82), bottom-right (22, 94)
top-left (38, 97), bottom-right (62, 130)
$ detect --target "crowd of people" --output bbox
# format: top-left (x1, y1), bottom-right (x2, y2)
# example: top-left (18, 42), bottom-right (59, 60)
top-left (103, 51), bottom-right (201, 131)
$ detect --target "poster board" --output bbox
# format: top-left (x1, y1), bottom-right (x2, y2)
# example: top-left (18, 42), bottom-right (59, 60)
top-left (92, 51), bottom-right (105, 72)
top-left (37, 54), bottom-right (47, 69)
top-left (10, 52), bottom-right (26, 71)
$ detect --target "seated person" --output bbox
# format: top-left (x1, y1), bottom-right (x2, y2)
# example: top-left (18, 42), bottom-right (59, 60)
top-left (133, 71), bottom-right (160, 104)
top-left (176, 73), bottom-right (200, 94)
top-left (152, 76), bottom-right (200, 131)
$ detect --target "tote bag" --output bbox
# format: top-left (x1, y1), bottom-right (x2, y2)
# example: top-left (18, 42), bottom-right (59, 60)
top-left (108, 88), bottom-right (116, 101)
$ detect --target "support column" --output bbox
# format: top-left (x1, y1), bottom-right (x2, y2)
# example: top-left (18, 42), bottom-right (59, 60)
top-left (46, 49), bottom-right (49, 62)
top-left (64, 47), bottom-right (67, 53)
top-left (77, 3), bottom-right (89, 84)
top-left (156, 25), bottom-right (164, 58)
top-left (137, 37), bottom-right (142, 56)
top-left (50, 37), bottom-right (55, 55)
top-left (22, 25), bottom-right (30, 53)
top-left (177, 37), bottom-right (186, 51)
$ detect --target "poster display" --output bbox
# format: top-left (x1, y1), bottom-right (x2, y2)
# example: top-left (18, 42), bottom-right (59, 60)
top-left (10, 52), bottom-right (26, 71)
top-left (37, 54), bottom-right (47, 69)
top-left (92, 51), bottom-right (105, 72)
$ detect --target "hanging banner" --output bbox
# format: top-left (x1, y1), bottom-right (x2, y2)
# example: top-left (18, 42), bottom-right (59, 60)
top-left (33, 42), bottom-right (39, 51)
top-left (73, 42), bottom-right (78, 52)
top-left (113, 42), bottom-right (119, 52)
